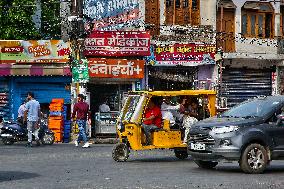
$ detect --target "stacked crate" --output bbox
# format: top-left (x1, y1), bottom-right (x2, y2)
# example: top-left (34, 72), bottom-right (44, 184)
top-left (63, 106), bottom-right (71, 143)
top-left (48, 99), bottom-right (64, 142)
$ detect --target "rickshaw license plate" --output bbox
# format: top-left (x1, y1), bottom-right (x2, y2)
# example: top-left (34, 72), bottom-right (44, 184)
top-left (191, 143), bottom-right (205, 150)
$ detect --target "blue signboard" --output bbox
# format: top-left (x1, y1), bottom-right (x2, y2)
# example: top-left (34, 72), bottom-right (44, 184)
top-left (84, 0), bottom-right (141, 30)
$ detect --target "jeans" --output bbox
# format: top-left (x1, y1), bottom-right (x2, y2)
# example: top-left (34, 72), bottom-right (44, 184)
top-left (142, 124), bottom-right (158, 144)
top-left (27, 121), bottom-right (39, 143)
top-left (77, 120), bottom-right (88, 143)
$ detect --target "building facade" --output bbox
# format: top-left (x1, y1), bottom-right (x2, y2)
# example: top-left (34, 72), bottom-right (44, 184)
top-left (217, 0), bottom-right (284, 107)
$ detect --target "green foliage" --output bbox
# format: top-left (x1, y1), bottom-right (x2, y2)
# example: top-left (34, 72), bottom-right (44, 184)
top-left (0, 0), bottom-right (61, 40)
top-left (41, 0), bottom-right (61, 39)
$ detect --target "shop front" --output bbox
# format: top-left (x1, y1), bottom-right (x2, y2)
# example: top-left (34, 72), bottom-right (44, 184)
top-left (221, 59), bottom-right (276, 108)
top-left (87, 58), bottom-right (145, 137)
top-left (84, 31), bottom-right (150, 137)
top-left (145, 43), bottom-right (217, 91)
top-left (0, 40), bottom-right (72, 120)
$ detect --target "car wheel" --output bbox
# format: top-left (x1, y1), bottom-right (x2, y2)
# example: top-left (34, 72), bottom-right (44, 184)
top-left (194, 160), bottom-right (218, 169)
top-left (239, 143), bottom-right (268, 174)
top-left (112, 143), bottom-right (129, 162)
top-left (2, 138), bottom-right (14, 145)
top-left (174, 149), bottom-right (188, 159)
top-left (41, 133), bottom-right (55, 145)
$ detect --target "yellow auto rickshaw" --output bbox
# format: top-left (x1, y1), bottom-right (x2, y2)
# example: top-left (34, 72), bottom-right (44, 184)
top-left (112, 90), bottom-right (217, 162)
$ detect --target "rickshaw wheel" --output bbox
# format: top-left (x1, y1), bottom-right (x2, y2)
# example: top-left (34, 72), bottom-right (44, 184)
top-left (112, 143), bottom-right (129, 162)
top-left (174, 149), bottom-right (188, 159)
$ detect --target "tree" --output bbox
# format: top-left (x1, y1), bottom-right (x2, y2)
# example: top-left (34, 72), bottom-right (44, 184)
top-left (41, 0), bottom-right (61, 39)
top-left (0, 0), bottom-right (41, 39)
top-left (0, 0), bottom-right (61, 40)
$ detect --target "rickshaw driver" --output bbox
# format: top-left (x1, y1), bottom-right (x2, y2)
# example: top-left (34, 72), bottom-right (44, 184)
top-left (142, 98), bottom-right (162, 145)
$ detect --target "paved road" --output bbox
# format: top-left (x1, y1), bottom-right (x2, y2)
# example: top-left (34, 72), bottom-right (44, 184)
top-left (1, 143), bottom-right (284, 189)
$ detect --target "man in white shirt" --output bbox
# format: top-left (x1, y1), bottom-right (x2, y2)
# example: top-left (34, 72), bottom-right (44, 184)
top-left (161, 98), bottom-right (181, 126)
top-left (17, 99), bottom-right (27, 125)
top-left (99, 101), bottom-right (110, 112)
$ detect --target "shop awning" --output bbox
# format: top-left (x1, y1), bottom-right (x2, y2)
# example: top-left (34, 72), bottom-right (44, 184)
top-left (0, 64), bottom-right (71, 76)
top-left (242, 2), bottom-right (273, 11)
top-left (218, 0), bottom-right (237, 9)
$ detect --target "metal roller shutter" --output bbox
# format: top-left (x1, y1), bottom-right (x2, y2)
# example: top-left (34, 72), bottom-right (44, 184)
top-left (12, 76), bottom-right (71, 119)
top-left (221, 68), bottom-right (272, 107)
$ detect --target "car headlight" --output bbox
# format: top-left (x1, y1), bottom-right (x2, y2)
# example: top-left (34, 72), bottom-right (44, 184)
top-left (212, 126), bottom-right (239, 134)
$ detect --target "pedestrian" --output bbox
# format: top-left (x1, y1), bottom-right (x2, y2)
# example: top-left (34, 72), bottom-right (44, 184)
top-left (72, 94), bottom-right (91, 148)
top-left (17, 98), bottom-right (28, 127)
top-left (24, 92), bottom-right (41, 147)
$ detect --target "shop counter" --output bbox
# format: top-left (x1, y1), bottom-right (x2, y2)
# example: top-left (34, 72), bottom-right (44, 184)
top-left (94, 111), bottom-right (119, 134)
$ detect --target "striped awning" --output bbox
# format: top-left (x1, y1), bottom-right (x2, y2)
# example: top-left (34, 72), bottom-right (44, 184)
top-left (0, 64), bottom-right (71, 76)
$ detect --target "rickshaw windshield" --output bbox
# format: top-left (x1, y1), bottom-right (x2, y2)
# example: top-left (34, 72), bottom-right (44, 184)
top-left (119, 95), bottom-right (145, 123)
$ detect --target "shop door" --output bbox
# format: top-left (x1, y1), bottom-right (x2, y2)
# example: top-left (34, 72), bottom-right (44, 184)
top-left (0, 77), bottom-right (11, 120)
top-left (221, 68), bottom-right (272, 107)
top-left (217, 8), bottom-right (235, 52)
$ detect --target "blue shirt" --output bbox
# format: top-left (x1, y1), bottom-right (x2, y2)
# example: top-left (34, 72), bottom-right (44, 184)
top-left (25, 99), bottom-right (40, 122)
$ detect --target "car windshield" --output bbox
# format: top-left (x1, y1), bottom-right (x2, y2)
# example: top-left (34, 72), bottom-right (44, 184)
top-left (119, 95), bottom-right (142, 122)
top-left (222, 98), bottom-right (281, 118)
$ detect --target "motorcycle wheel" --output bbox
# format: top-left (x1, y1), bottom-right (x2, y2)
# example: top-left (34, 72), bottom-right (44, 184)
top-left (41, 133), bottom-right (55, 145)
top-left (2, 138), bottom-right (14, 145)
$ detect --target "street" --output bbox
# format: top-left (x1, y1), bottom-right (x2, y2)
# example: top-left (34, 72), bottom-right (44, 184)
top-left (1, 143), bottom-right (284, 189)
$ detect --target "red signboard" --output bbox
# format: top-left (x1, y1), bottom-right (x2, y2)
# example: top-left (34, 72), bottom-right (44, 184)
top-left (84, 31), bottom-right (151, 56)
top-left (1, 46), bottom-right (24, 53)
top-left (154, 44), bottom-right (216, 66)
top-left (88, 58), bottom-right (144, 78)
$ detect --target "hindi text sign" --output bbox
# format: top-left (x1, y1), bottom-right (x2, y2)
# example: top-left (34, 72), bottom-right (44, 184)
top-left (153, 44), bottom-right (216, 66)
top-left (88, 58), bottom-right (144, 79)
top-left (84, 31), bottom-right (150, 56)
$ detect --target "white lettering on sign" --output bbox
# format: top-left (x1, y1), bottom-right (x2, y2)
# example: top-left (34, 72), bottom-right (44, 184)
top-left (89, 61), bottom-right (142, 76)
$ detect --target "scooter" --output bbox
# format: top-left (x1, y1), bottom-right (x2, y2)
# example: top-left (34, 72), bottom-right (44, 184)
top-left (0, 118), bottom-right (55, 145)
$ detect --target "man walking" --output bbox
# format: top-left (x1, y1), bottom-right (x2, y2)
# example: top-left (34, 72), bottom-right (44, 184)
top-left (72, 94), bottom-right (91, 148)
top-left (24, 92), bottom-right (41, 147)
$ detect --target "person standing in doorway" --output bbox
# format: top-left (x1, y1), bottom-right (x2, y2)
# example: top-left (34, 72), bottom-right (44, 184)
top-left (24, 92), bottom-right (41, 147)
top-left (72, 94), bottom-right (91, 148)
top-left (99, 99), bottom-right (110, 112)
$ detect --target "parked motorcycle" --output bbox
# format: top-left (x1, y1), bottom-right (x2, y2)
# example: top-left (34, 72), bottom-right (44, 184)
top-left (0, 118), bottom-right (55, 145)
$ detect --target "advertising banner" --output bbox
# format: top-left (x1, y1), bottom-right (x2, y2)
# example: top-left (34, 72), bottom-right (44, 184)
top-left (83, 0), bottom-right (141, 30)
top-left (84, 31), bottom-right (150, 56)
top-left (0, 40), bottom-right (71, 64)
top-left (88, 58), bottom-right (144, 78)
top-left (146, 44), bottom-right (216, 66)
top-left (72, 59), bottom-right (89, 83)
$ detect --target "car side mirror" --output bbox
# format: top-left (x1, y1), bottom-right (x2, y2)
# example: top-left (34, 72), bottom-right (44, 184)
top-left (276, 114), bottom-right (284, 126)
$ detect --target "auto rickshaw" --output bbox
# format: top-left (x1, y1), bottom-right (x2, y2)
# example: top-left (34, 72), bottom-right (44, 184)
top-left (112, 90), bottom-right (217, 162)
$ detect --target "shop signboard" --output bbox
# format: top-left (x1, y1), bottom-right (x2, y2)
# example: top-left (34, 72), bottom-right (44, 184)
top-left (84, 31), bottom-right (150, 56)
top-left (146, 44), bottom-right (216, 66)
top-left (0, 40), bottom-right (71, 64)
top-left (83, 0), bottom-right (141, 30)
top-left (88, 58), bottom-right (144, 79)
top-left (72, 59), bottom-right (89, 83)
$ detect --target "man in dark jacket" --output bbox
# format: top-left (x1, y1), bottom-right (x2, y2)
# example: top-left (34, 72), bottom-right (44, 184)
top-left (72, 94), bottom-right (91, 148)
